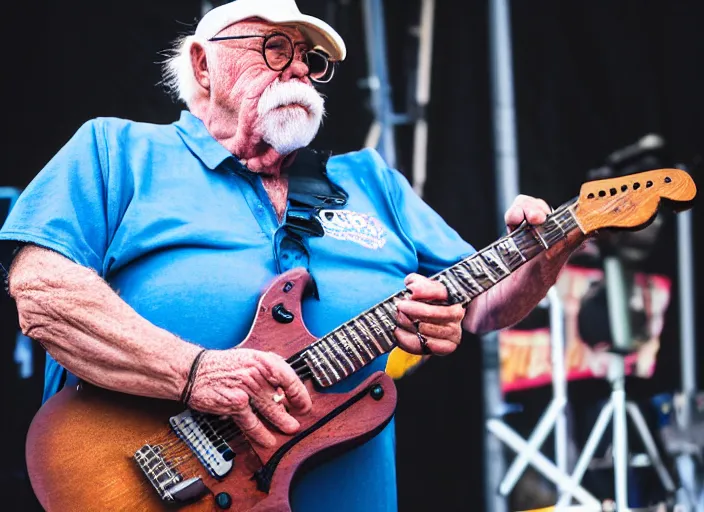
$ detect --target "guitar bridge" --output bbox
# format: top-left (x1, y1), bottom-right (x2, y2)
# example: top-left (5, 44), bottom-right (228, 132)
top-left (134, 444), bottom-right (206, 502)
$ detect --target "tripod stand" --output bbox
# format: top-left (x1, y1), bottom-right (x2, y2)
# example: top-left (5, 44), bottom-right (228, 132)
top-left (556, 352), bottom-right (676, 509)
top-left (556, 257), bottom-right (676, 510)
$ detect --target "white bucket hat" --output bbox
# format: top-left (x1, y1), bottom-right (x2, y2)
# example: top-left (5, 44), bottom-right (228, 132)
top-left (195, 0), bottom-right (347, 61)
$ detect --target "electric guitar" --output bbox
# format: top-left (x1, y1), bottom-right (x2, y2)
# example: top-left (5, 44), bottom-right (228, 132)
top-left (25, 169), bottom-right (696, 511)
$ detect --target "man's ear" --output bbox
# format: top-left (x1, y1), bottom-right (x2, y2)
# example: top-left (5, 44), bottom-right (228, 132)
top-left (191, 42), bottom-right (210, 90)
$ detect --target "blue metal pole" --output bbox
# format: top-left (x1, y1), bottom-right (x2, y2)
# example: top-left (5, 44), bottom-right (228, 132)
top-left (484, 0), bottom-right (520, 510)
top-left (361, 0), bottom-right (398, 169)
top-left (677, 209), bottom-right (697, 399)
top-left (489, 0), bottom-right (520, 228)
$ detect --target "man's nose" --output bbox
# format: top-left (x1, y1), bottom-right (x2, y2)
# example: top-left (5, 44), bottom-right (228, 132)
top-left (281, 58), bottom-right (310, 84)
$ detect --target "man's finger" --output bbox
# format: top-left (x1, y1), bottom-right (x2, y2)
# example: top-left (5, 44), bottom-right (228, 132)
top-left (395, 313), bottom-right (461, 344)
top-left (393, 327), bottom-right (457, 356)
top-left (524, 207), bottom-right (548, 225)
top-left (265, 355), bottom-right (313, 414)
top-left (396, 299), bottom-right (465, 324)
top-left (505, 195), bottom-right (552, 228)
top-left (404, 273), bottom-right (449, 302)
top-left (514, 194), bottom-right (549, 211)
top-left (504, 204), bottom-right (526, 228)
top-left (252, 391), bottom-right (301, 435)
top-left (231, 392), bottom-right (277, 448)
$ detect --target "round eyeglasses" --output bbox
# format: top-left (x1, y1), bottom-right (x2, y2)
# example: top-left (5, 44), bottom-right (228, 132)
top-left (208, 32), bottom-right (336, 84)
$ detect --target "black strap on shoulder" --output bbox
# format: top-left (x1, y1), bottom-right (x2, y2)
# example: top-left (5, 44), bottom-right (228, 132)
top-left (285, 148), bottom-right (348, 231)
top-left (277, 149), bottom-right (348, 298)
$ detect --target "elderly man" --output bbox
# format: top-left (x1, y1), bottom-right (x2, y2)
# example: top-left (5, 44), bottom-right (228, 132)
top-left (0, 0), bottom-right (582, 510)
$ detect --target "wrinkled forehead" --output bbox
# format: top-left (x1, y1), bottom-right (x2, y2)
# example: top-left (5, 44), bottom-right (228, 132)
top-left (214, 18), bottom-right (307, 44)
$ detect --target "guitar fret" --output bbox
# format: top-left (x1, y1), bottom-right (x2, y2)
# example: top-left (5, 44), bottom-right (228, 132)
top-left (355, 317), bottom-right (386, 354)
top-left (535, 217), bottom-right (564, 247)
top-left (319, 338), bottom-right (351, 377)
top-left (344, 325), bottom-right (375, 361)
top-left (373, 306), bottom-right (396, 331)
top-left (531, 225), bottom-right (550, 249)
top-left (494, 237), bottom-right (526, 271)
top-left (511, 229), bottom-right (544, 260)
top-left (451, 262), bottom-right (485, 297)
top-left (436, 272), bottom-right (468, 304)
top-left (374, 306), bottom-right (400, 349)
top-left (313, 344), bottom-right (341, 382)
top-left (380, 300), bottom-right (398, 320)
top-left (305, 347), bottom-right (333, 386)
top-left (465, 257), bottom-right (496, 287)
top-left (553, 208), bottom-right (578, 233)
top-left (555, 220), bottom-right (567, 239)
top-left (451, 265), bottom-right (480, 297)
top-left (550, 213), bottom-right (567, 237)
top-left (364, 313), bottom-right (395, 351)
top-left (329, 332), bottom-right (359, 372)
top-left (480, 247), bottom-right (511, 280)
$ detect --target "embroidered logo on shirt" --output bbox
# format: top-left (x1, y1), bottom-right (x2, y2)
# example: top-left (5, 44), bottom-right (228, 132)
top-left (319, 210), bottom-right (387, 250)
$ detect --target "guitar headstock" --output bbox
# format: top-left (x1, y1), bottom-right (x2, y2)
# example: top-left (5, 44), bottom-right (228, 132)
top-left (572, 169), bottom-right (697, 234)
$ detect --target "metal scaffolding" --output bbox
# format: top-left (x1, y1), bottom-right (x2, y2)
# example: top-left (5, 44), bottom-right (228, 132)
top-left (361, 0), bottom-right (434, 189)
top-left (483, 0), bottom-right (700, 508)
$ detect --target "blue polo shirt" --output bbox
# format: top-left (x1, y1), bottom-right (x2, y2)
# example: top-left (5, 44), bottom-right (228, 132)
top-left (0, 111), bottom-right (474, 511)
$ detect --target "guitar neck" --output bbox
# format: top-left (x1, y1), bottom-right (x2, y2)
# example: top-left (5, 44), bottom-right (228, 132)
top-left (299, 201), bottom-right (582, 388)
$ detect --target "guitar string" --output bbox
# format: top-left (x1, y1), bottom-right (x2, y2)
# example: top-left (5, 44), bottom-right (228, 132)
top-left (163, 209), bottom-right (578, 453)
top-left (149, 220), bottom-right (580, 488)
top-left (213, 366), bottom-right (313, 443)
top-left (150, 205), bottom-right (581, 483)
top-left (159, 212), bottom-right (569, 465)
top-left (156, 364), bottom-right (316, 472)
top-left (165, 217), bottom-right (547, 453)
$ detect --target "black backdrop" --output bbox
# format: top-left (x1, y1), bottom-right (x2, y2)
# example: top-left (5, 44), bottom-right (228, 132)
top-left (1, 0), bottom-right (702, 510)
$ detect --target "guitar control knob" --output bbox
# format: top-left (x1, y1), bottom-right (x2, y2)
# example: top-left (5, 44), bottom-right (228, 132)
top-left (215, 492), bottom-right (232, 509)
top-left (272, 303), bottom-right (295, 324)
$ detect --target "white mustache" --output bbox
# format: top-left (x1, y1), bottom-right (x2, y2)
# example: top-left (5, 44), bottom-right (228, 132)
top-left (257, 80), bottom-right (325, 118)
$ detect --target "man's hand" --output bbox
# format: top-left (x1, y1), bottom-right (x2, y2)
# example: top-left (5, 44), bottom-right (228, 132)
top-left (394, 274), bottom-right (466, 356)
top-left (504, 194), bottom-right (552, 233)
top-left (188, 348), bottom-right (312, 448)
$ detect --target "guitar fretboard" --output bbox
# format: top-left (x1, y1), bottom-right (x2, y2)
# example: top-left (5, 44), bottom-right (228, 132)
top-left (300, 202), bottom-right (580, 387)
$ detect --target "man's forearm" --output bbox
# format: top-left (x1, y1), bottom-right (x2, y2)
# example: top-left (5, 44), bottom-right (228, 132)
top-left (463, 234), bottom-right (583, 334)
top-left (8, 245), bottom-right (202, 400)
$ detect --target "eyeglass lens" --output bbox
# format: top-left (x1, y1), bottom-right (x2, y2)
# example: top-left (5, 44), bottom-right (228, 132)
top-left (264, 34), bottom-right (333, 83)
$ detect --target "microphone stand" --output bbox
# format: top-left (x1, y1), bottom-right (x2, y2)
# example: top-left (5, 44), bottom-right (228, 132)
top-left (603, 255), bottom-right (635, 511)
top-left (556, 253), bottom-right (676, 510)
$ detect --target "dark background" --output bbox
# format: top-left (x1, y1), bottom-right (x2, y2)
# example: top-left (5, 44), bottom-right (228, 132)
top-left (1, 0), bottom-right (702, 510)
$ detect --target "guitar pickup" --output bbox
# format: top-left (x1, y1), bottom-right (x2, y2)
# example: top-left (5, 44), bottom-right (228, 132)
top-left (169, 410), bottom-right (235, 479)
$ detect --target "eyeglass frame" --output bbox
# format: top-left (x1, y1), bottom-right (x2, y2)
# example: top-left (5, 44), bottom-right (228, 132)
top-left (207, 32), bottom-right (336, 83)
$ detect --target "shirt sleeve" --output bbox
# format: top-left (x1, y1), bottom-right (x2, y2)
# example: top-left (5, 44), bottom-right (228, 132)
top-left (0, 120), bottom-right (109, 276)
top-left (379, 156), bottom-right (476, 276)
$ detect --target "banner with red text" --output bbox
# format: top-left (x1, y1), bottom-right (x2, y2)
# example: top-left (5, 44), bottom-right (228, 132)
top-left (499, 265), bottom-right (671, 393)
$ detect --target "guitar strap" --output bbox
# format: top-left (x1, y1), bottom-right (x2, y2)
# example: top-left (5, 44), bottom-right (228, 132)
top-left (274, 148), bottom-right (348, 298)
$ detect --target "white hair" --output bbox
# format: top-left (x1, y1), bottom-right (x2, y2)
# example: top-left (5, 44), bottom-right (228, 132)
top-left (160, 34), bottom-right (326, 155)
top-left (160, 35), bottom-right (203, 108)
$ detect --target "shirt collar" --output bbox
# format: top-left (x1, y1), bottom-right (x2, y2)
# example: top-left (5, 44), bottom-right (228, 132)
top-left (173, 110), bottom-right (235, 171)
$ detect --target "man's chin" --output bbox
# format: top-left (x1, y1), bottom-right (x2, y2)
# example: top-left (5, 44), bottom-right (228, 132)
top-left (260, 121), bottom-right (321, 156)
